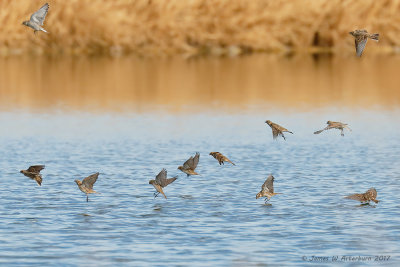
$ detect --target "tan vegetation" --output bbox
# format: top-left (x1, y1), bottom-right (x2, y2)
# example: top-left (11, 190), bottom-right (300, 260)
top-left (0, 0), bottom-right (399, 56)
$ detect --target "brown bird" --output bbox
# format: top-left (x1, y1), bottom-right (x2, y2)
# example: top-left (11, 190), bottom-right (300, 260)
top-left (75, 173), bottom-right (100, 202)
top-left (314, 121), bottom-right (352, 136)
top-left (345, 188), bottom-right (379, 204)
top-left (178, 152), bottom-right (200, 177)
top-left (265, 120), bottom-right (293, 140)
top-left (349, 29), bottom-right (379, 57)
top-left (209, 152), bottom-right (235, 166)
top-left (256, 175), bottom-right (282, 203)
top-left (20, 165), bottom-right (45, 186)
top-left (149, 169), bottom-right (177, 199)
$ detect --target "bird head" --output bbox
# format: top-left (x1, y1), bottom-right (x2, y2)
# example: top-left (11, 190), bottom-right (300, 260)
top-left (349, 31), bottom-right (355, 36)
top-left (326, 120), bottom-right (332, 124)
top-left (265, 120), bottom-right (271, 125)
top-left (256, 192), bottom-right (262, 199)
top-left (20, 170), bottom-right (24, 173)
top-left (177, 166), bottom-right (183, 171)
top-left (149, 180), bottom-right (155, 185)
top-left (209, 152), bottom-right (215, 156)
top-left (22, 21), bottom-right (29, 26)
top-left (74, 180), bottom-right (82, 186)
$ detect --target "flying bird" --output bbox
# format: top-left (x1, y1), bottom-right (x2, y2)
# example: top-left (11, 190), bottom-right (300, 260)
top-left (349, 29), bottom-right (379, 57)
top-left (178, 152), bottom-right (200, 177)
top-left (256, 175), bottom-right (282, 203)
top-left (22, 3), bottom-right (49, 34)
top-left (265, 120), bottom-right (293, 140)
top-left (75, 173), bottom-right (100, 202)
top-left (149, 169), bottom-right (177, 199)
top-left (345, 188), bottom-right (379, 204)
top-left (20, 165), bottom-right (45, 186)
top-left (209, 152), bottom-right (235, 166)
top-left (314, 121), bottom-right (352, 136)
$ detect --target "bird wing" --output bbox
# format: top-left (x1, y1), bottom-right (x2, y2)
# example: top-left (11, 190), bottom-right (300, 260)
top-left (192, 152), bottom-right (200, 169)
top-left (183, 156), bottom-right (194, 170)
top-left (314, 126), bottom-right (331, 134)
top-left (155, 168), bottom-right (176, 187)
top-left (271, 127), bottom-right (280, 139)
top-left (30, 3), bottom-right (49, 26)
top-left (355, 38), bottom-right (368, 57)
top-left (261, 175), bottom-right (274, 193)
top-left (27, 165), bottom-right (45, 173)
top-left (344, 193), bottom-right (365, 202)
top-left (82, 172), bottom-right (99, 189)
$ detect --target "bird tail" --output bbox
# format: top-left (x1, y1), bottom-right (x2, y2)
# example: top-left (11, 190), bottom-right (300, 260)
top-left (273, 193), bottom-right (283, 196)
top-left (369, 33), bottom-right (379, 41)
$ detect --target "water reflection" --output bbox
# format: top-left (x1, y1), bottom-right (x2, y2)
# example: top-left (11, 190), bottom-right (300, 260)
top-left (0, 54), bottom-right (400, 113)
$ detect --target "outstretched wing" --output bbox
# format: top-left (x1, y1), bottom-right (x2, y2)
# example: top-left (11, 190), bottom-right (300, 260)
top-left (82, 172), bottom-right (99, 189)
top-left (155, 169), bottom-right (177, 187)
top-left (192, 152), bottom-right (200, 169)
top-left (344, 193), bottom-right (364, 202)
top-left (30, 3), bottom-right (49, 26)
top-left (183, 156), bottom-right (194, 170)
top-left (27, 165), bottom-right (45, 173)
top-left (355, 38), bottom-right (368, 57)
top-left (261, 175), bottom-right (274, 193)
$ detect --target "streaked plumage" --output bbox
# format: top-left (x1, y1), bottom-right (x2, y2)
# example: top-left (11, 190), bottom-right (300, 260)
top-left (209, 152), bottom-right (235, 166)
top-left (265, 120), bottom-right (293, 140)
top-left (256, 175), bottom-right (282, 203)
top-left (149, 169), bottom-right (177, 199)
top-left (178, 152), bottom-right (200, 177)
top-left (75, 172), bottom-right (100, 202)
top-left (22, 3), bottom-right (49, 34)
top-left (349, 29), bottom-right (379, 57)
top-left (20, 165), bottom-right (45, 186)
top-left (345, 188), bottom-right (379, 204)
top-left (314, 121), bottom-right (352, 136)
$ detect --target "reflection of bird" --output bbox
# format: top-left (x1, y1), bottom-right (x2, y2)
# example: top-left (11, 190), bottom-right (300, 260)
top-left (349, 30), bottom-right (379, 57)
top-left (20, 165), bottom-right (45, 186)
top-left (75, 173), bottom-right (100, 202)
top-left (265, 120), bottom-right (293, 140)
top-left (149, 169), bottom-right (177, 199)
top-left (256, 175), bottom-right (282, 203)
top-left (314, 121), bottom-right (352, 136)
top-left (209, 152), bottom-right (235, 166)
top-left (345, 188), bottom-right (379, 204)
top-left (178, 152), bottom-right (200, 177)
top-left (22, 3), bottom-right (49, 34)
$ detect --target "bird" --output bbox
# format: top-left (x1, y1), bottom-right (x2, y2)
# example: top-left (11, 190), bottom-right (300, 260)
top-left (349, 29), bottom-right (379, 57)
top-left (75, 173), bottom-right (100, 202)
top-left (178, 152), bottom-right (200, 177)
top-left (20, 165), bottom-right (45, 186)
top-left (209, 152), bottom-right (235, 166)
top-left (22, 3), bottom-right (49, 34)
top-left (345, 188), bottom-right (379, 204)
top-left (314, 121), bottom-right (352, 136)
top-left (265, 120), bottom-right (293, 140)
top-left (149, 169), bottom-right (177, 199)
top-left (256, 175), bottom-right (282, 203)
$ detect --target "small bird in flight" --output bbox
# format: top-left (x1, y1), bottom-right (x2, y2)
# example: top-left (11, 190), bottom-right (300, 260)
top-left (265, 120), bottom-right (293, 140)
top-left (349, 29), bottom-right (379, 57)
top-left (22, 3), bottom-right (49, 34)
top-left (209, 152), bottom-right (235, 166)
top-left (149, 169), bottom-right (177, 199)
top-left (75, 173), bottom-right (100, 202)
top-left (178, 152), bottom-right (200, 177)
top-left (345, 188), bottom-right (379, 204)
top-left (314, 121), bottom-right (352, 136)
top-left (256, 175), bottom-right (282, 203)
top-left (20, 165), bottom-right (45, 186)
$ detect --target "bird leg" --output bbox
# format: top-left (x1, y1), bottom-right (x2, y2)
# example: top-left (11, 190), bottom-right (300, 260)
top-left (86, 195), bottom-right (89, 202)
top-left (341, 129), bottom-right (344, 136)
top-left (264, 198), bottom-right (270, 204)
top-left (154, 192), bottom-right (160, 198)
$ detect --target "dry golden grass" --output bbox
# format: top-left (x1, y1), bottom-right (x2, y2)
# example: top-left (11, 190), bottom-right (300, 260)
top-left (0, 0), bottom-right (399, 56)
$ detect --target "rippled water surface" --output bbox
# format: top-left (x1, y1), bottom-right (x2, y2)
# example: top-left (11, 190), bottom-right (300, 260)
top-left (0, 55), bottom-right (400, 266)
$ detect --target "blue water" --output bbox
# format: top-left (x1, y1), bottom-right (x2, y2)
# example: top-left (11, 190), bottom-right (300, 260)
top-left (0, 110), bottom-right (399, 266)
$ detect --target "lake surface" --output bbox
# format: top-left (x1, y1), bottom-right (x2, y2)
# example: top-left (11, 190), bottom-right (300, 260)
top-left (0, 54), bottom-right (399, 266)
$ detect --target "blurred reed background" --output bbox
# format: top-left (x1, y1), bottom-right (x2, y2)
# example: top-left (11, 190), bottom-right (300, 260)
top-left (0, 0), bottom-right (399, 56)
